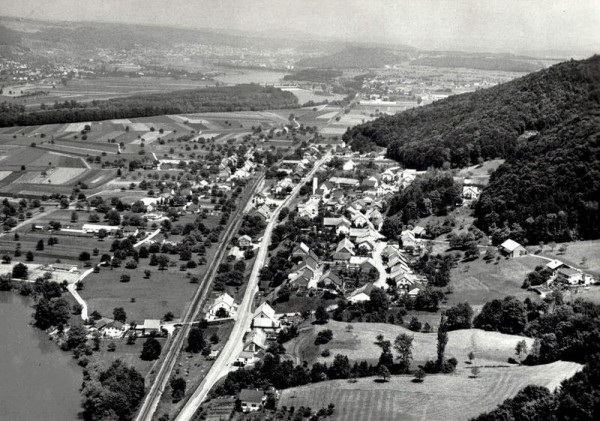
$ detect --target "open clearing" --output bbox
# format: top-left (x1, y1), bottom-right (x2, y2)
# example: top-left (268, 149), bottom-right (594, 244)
top-left (447, 255), bottom-right (542, 306)
top-left (286, 320), bottom-right (534, 366)
top-left (278, 361), bottom-right (582, 421)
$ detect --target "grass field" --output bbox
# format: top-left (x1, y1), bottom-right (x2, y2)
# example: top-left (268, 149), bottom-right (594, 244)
top-left (278, 361), bottom-right (582, 421)
top-left (447, 255), bottom-right (542, 307)
top-left (286, 320), bottom-right (534, 367)
top-left (533, 240), bottom-right (600, 277)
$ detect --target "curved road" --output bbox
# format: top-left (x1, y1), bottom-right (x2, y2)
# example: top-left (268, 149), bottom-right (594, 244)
top-left (174, 153), bottom-right (330, 421)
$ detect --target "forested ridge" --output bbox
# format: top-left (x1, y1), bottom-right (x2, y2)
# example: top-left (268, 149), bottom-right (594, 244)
top-left (0, 84), bottom-right (298, 127)
top-left (344, 55), bottom-right (600, 169)
top-left (346, 55), bottom-right (600, 242)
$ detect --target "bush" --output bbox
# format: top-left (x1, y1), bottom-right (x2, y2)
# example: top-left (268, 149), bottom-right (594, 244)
top-left (315, 329), bottom-right (334, 345)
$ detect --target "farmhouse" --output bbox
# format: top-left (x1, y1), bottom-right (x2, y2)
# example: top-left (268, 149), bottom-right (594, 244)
top-left (499, 239), bottom-right (527, 258)
top-left (239, 389), bottom-right (265, 412)
top-left (206, 293), bottom-right (237, 321)
top-left (135, 319), bottom-right (163, 336)
top-left (238, 330), bottom-right (267, 365)
top-left (238, 235), bottom-right (253, 249)
top-left (348, 282), bottom-right (377, 303)
top-left (555, 267), bottom-right (592, 286)
top-left (251, 302), bottom-right (281, 332)
top-left (462, 186), bottom-right (481, 204)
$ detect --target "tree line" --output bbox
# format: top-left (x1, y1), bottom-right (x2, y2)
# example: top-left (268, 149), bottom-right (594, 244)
top-left (0, 84), bottom-right (299, 127)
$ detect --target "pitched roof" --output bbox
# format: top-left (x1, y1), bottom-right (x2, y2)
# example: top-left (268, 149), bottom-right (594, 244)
top-left (239, 389), bottom-right (264, 402)
top-left (336, 238), bottom-right (355, 252)
top-left (213, 293), bottom-right (235, 308)
top-left (254, 302), bottom-right (276, 320)
top-left (500, 239), bottom-right (523, 252)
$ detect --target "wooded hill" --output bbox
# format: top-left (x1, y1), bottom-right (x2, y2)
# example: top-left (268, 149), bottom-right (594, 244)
top-left (345, 56), bottom-right (600, 243)
top-left (0, 84), bottom-right (298, 127)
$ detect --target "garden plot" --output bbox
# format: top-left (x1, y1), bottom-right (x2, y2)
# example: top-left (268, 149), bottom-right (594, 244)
top-left (130, 122), bottom-right (150, 131)
top-left (15, 168), bottom-right (87, 185)
top-left (0, 171), bottom-right (12, 182)
top-left (132, 131), bottom-right (171, 145)
top-left (64, 122), bottom-right (92, 132)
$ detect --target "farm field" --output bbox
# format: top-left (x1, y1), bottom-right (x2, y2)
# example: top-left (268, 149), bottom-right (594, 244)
top-left (456, 159), bottom-right (505, 186)
top-left (447, 255), bottom-right (543, 307)
top-left (0, 76), bottom-right (219, 109)
top-left (278, 361), bottom-right (582, 421)
top-left (285, 320), bottom-right (534, 367)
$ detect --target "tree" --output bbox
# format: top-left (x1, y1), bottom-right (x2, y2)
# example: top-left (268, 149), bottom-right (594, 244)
top-left (157, 255), bottom-right (170, 270)
top-left (444, 303), bottom-right (473, 331)
top-left (107, 342), bottom-right (117, 352)
top-left (378, 365), bottom-right (391, 382)
top-left (328, 354), bottom-right (351, 379)
top-left (414, 368), bottom-right (426, 382)
top-left (515, 340), bottom-right (528, 363)
top-left (25, 250), bottom-right (34, 261)
top-left (141, 338), bottom-right (162, 360)
top-left (471, 367), bottom-right (480, 378)
top-left (163, 312), bottom-right (175, 322)
top-left (408, 317), bottom-right (422, 332)
top-left (369, 288), bottom-right (389, 310)
top-left (170, 377), bottom-right (186, 402)
top-left (79, 251), bottom-right (91, 261)
top-left (71, 211), bottom-right (78, 223)
top-left (66, 325), bottom-right (88, 350)
top-left (36, 239), bottom-right (44, 251)
top-left (186, 328), bottom-right (205, 353)
top-left (437, 316), bottom-right (449, 370)
top-left (12, 262), bottom-right (28, 279)
top-left (1, 255), bottom-right (11, 264)
top-left (113, 307), bottom-right (127, 323)
top-left (315, 305), bottom-right (329, 324)
top-left (144, 269), bottom-right (151, 278)
top-left (394, 333), bottom-right (414, 373)
top-left (468, 351), bottom-right (475, 364)
top-left (120, 274), bottom-right (131, 283)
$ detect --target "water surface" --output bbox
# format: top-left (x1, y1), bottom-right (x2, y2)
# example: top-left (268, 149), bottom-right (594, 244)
top-left (0, 292), bottom-right (82, 421)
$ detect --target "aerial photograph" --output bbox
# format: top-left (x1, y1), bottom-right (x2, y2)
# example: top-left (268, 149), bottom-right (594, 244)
top-left (0, 0), bottom-right (598, 420)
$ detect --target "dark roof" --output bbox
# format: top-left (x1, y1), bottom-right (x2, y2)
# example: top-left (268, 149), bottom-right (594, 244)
top-left (239, 389), bottom-right (264, 402)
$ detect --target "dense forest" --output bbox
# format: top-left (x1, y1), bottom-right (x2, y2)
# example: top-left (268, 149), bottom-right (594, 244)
top-left (346, 56), bottom-right (600, 242)
top-left (296, 46), bottom-right (412, 69)
top-left (0, 84), bottom-right (298, 127)
top-left (344, 56), bottom-right (600, 169)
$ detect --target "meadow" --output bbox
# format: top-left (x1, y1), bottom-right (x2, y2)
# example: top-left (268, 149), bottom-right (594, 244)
top-left (285, 320), bottom-right (534, 367)
top-left (278, 361), bottom-right (582, 421)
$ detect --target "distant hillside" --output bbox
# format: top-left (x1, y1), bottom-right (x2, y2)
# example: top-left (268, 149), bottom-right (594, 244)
top-left (296, 46), bottom-right (412, 69)
top-left (0, 84), bottom-right (298, 126)
top-left (410, 55), bottom-right (543, 73)
top-left (345, 56), bottom-right (600, 242)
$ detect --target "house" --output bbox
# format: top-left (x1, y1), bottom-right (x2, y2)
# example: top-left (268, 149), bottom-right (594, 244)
top-left (349, 256), bottom-right (377, 273)
top-left (342, 159), bottom-right (356, 171)
top-left (329, 177), bottom-right (360, 188)
top-left (135, 319), bottom-right (163, 336)
top-left (239, 389), bottom-right (265, 412)
top-left (228, 246), bottom-right (245, 260)
top-left (289, 267), bottom-right (316, 288)
top-left (412, 226), bottom-right (426, 238)
top-left (316, 182), bottom-right (333, 197)
top-left (555, 267), bottom-right (585, 285)
top-left (351, 212), bottom-right (369, 228)
top-left (348, 283), bottom-right (377, 303)
top-left (251, 205), bottom-right (270, 222)
top-left (336, 238), bottom-right (355, 254)
top-left (252, 302), bottom-right (281, 332)
top-left (206, 293), bottom-right (237, 320)
top-left (332, 251), bottom-right (353, 265)
top-left (100, 321), bottom-right (127, 338)
top-left (238, 235), bottom-right (253, 249)
top-left (292, 242), bottom-right (310, 257)
top-left (356, 237), bottom-right (377, 252)
top-left (499, 239), bottom-right (527, 258)
top-left (238, 330), bottom-right (267, 365)
top-left (462, 186), bottom-right (481, 204)
top-left (319, 270), bottom-right (343, 289)
top-left (362, 176), bottom-right (379, 188)
top-left (545, 259), bottom-right (565, 274)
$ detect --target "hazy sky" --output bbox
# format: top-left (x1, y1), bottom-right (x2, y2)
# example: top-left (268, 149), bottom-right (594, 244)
top-left (1, 0), bottom-right (598, 54)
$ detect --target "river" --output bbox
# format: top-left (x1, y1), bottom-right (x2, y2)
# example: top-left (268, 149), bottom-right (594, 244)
top-left (0, 292), bottom-right (82, 421)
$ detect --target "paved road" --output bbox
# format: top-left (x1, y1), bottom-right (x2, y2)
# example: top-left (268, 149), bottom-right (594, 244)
top-left (134, 175), bottom-right (263, 421)
top-left (174, 153), bottom-right (330, 421)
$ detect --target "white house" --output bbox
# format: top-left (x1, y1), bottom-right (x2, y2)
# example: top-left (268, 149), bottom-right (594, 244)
top-left (206, 293), bottom-right (237, 321)
top-left (343, 160), bottom-right (356, 171)
top-left (348, 283), bottom-right (377, 303)
top-left (499, 239), bottom-right (527, 258)
top-left (251, 302), bottom-right (281, 332)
